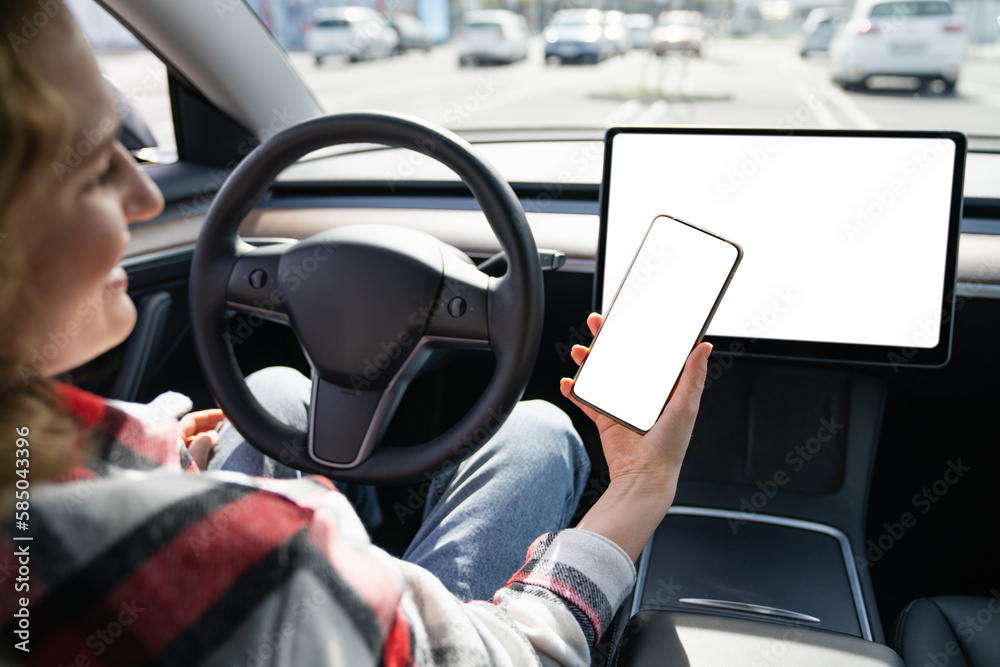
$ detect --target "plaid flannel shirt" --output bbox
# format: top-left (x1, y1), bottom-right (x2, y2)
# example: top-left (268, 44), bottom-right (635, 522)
top-left (1, 384), bottom-right (635, 666)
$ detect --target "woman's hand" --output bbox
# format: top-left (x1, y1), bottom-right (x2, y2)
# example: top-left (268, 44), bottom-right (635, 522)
top-left (560, 312), bottom-right (711, 492)
top-left (178, 409), bottom-right (225, 471)
top-left (560, 312), bottom-right (711, 560)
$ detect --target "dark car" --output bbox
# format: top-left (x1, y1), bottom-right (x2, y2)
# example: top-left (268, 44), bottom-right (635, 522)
top-left (800, 7), bottom-right (847, 56)
top-left (544, 8), bottom-right (614, 64)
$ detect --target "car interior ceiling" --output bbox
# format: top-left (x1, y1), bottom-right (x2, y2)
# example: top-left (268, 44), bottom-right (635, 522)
top-left (66, 40), bottom-right (1000, 661)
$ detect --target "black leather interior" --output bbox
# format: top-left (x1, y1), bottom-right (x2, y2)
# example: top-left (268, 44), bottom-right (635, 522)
top-left (894, 596), bottom-right (1000, 667)
top-left (109, 291), bottom-right (173, 402)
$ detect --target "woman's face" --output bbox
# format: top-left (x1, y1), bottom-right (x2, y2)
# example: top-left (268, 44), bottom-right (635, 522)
top-left (8, 9), bottom-right (164, 377)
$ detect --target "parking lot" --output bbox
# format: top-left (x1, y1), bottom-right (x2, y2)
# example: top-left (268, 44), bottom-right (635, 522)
top-left (100, 36), bottom-right (1000, 153)
top-left (286, 37), bottom-right (1000, 134)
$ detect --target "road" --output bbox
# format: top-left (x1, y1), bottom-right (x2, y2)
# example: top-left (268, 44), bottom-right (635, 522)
top-left (100, 37), bottom-right (1000, 152)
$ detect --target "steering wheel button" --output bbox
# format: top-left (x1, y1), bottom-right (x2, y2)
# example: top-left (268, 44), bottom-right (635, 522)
top-left (249, 269), bottom-right (267, 289)
top-left (448, 297), bottom-right (467, 317)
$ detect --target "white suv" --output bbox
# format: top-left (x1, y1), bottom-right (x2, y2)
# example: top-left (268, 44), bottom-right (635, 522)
top-left (306, 7), bottom-right (399, 65)
top-left (830, 0), bottom-right (966, 92)
top-left (452, 10), bottom-right (529, 66)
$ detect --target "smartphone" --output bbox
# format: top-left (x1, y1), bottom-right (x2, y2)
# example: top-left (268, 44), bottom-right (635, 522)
top-left (571, 215), bottom-right (742, 433)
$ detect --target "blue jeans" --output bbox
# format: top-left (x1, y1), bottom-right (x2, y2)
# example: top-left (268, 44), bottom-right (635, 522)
top-left (208, 367), bottom-right (591, 602)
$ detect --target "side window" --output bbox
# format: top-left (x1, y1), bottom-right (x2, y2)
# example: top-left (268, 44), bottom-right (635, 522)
top-left (65, 0), bottom-right (176, 163)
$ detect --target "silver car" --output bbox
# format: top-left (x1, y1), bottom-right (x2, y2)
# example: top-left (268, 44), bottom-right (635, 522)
top-left (830, 0), bottom-right (966, 92)
top-left (306, 7), bottom-right (399, 65)
top-left (452, 10), bottom-right (529, 66)
top-left (651, 10), bottom-right (706, 57)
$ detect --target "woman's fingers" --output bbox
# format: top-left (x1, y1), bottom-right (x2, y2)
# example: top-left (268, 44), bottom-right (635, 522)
top-left (559, 377), bottom-right (602, 423)
top-left (570, 344), bottom-right (589, 366)
top-left (179, 409), bottom-right (226, 439)
top-left (587, 312), bottom-right (603, 337)
top-left (566, 314), bottom-right (603, 368)
top-left (654, 342), bottom-right (712, 430)
top-left (186, 430), bottom-right (219, 471)
top-left (193, 408), bottom-right (226, 431)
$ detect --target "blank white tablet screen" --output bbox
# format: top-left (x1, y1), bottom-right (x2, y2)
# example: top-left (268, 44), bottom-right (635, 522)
top-left (603, 133), bottom-right (958, 349)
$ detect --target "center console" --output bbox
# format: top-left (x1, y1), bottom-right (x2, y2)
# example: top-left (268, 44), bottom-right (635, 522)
top-left (599, 361), bottom-right (902, 666)
top-left (606, 507), bottom-right (903, 666)
top-left (634, 508), bottom-right (870, 639)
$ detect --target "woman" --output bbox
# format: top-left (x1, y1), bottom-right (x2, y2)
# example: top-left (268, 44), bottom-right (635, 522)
top-left (0, 2), bottom-right (711, 664)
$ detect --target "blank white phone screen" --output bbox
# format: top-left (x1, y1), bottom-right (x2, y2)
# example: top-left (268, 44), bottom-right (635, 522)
top-left (573, 216), bottom-right (739, 432)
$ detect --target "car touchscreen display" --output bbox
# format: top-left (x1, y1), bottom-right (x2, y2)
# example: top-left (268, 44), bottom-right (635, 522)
top-left (599, 129), bottom-right (966, 366)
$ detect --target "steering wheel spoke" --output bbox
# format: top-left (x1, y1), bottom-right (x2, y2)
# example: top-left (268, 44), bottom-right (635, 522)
top-left (423, 247), bottom-right (491, 345)
top-left (308, 375), bottom-right (388, 467)
top-left (225, 242), bottom-right (290, 323)
top-left (307, 331), bottom-right (465, 467)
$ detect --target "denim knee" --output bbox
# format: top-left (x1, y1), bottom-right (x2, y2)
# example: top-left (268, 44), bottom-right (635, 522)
top-left (245, 366), bottom-right (310, 394)
top-left (489, 399), bottom-right (590, 488)
top-left (244, 366), bottom-right (311, 431)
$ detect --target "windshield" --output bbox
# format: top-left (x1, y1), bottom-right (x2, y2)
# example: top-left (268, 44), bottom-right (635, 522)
top-left (81, 0), bottom-right (1000, 144)
top-left (258, 0), bottom-right (997, 138)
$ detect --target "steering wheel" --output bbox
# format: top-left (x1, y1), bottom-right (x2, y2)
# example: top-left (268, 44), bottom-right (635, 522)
top-left (189, 112), bottom-right (544, 484)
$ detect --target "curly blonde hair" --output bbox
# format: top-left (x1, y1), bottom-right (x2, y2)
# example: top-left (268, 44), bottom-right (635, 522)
top-left (1, 0), bottom-right (82, 495)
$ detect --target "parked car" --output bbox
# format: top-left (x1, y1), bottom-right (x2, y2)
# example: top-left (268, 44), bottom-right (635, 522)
top-left (651, 10), bottom-right (706, 57)
top-left (544, 8), bottom-right (614, 64)
top-left (829, 0), bottom-right (966, 92)
top-left (604, 10), bottom-right (632, 55)
top-left (626, 13), bottom-right (655, 49)
top-left (390, 13), bottom-right (432, 54)
top-left (306, 6), bottom-right (399, 64)
top-left (800, 6), bottom-right (848, 56)
top-left (452, 10), bottom-right (528, 66)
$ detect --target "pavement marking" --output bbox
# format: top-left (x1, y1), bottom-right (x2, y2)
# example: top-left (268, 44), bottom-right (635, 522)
top-left (822, 84), bottom-right (881, 129)
top-left (632, 100), bottom-right (670, 125)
